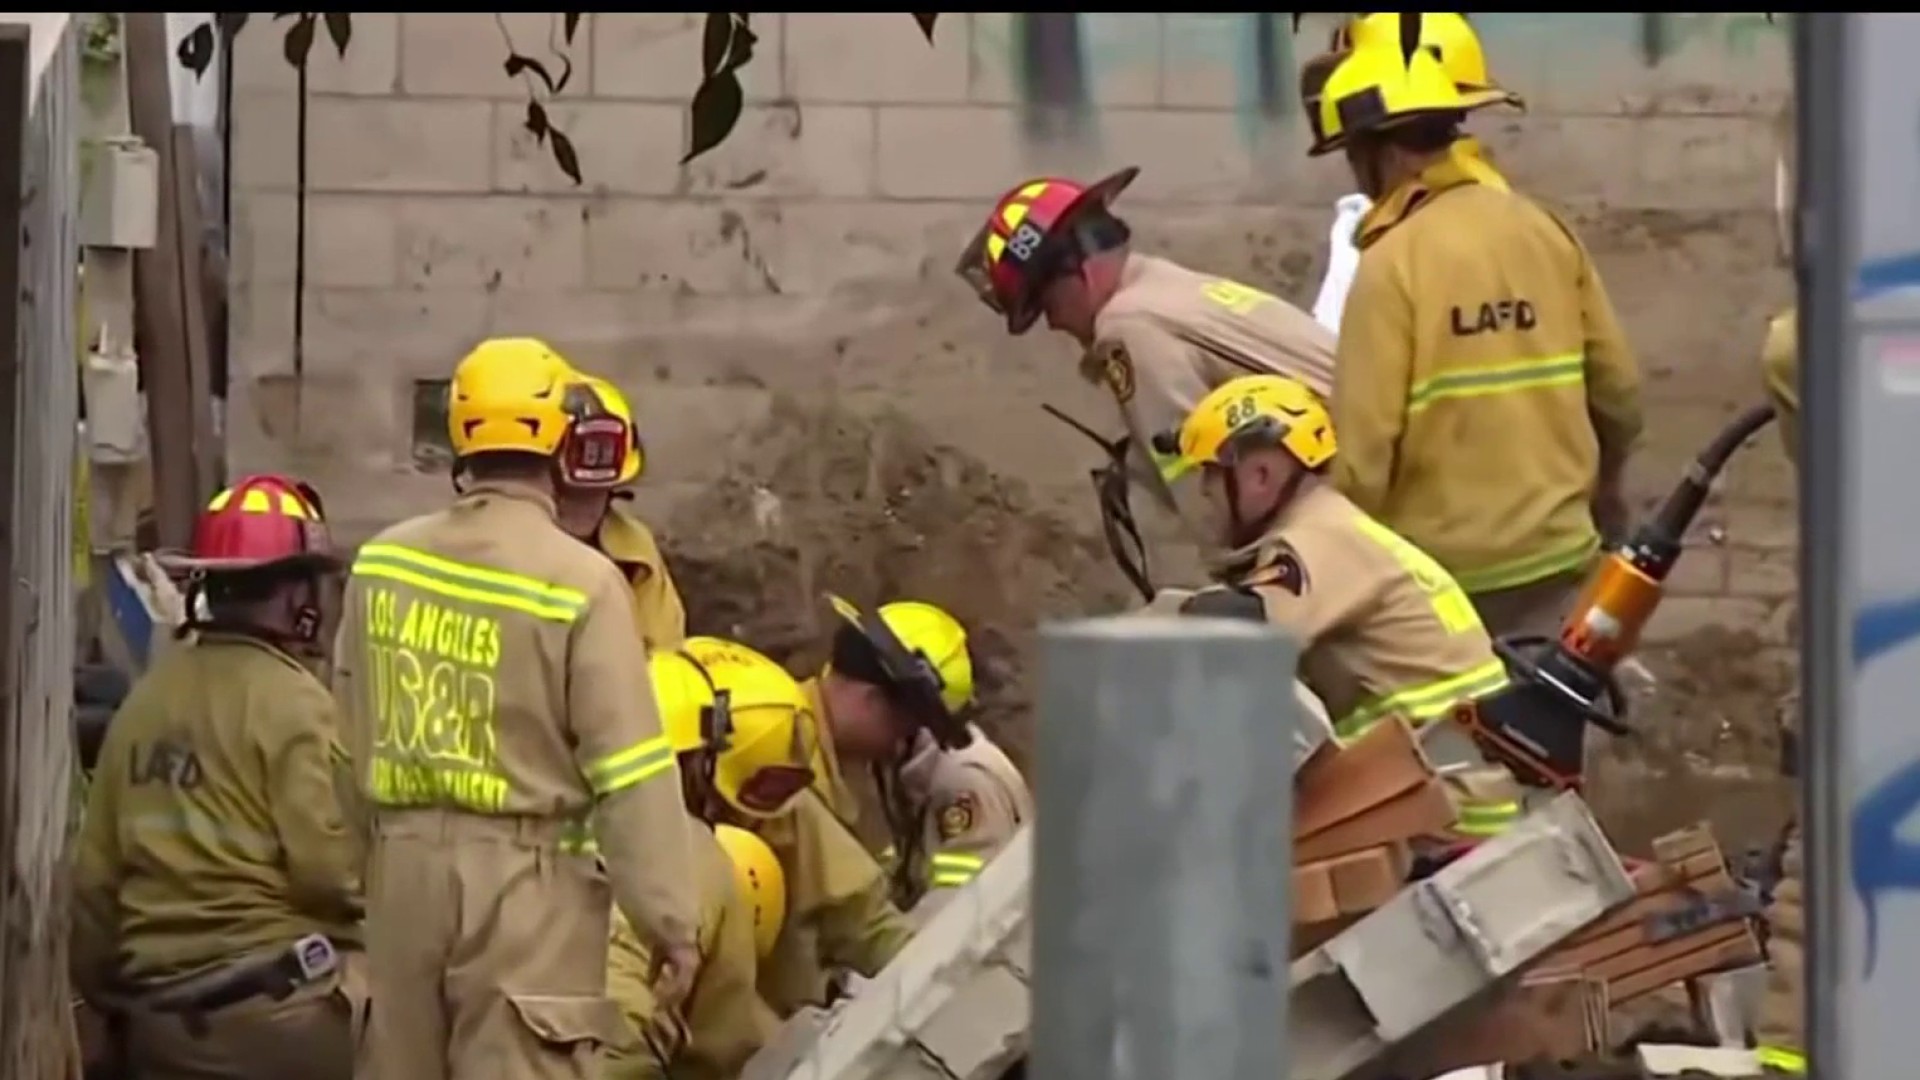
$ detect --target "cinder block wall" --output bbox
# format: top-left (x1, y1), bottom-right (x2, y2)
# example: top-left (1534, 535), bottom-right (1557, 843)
top-left (225, 13), bottom-right (1794, 646)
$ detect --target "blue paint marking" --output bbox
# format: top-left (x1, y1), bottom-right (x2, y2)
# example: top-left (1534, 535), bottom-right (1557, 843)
top-left (1851, 594), bottom-right (1920, 976)
top-left (1856, 250), bottom-right (1920, 301)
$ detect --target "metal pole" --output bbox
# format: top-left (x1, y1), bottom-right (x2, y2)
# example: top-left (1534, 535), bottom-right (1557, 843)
top-left (1795, 14), bottom-right (1849, 1080)
top-left (1030, 616), bottom-right (1295, 1080)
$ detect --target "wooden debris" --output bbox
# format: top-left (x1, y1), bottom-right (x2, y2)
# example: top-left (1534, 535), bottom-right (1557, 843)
top-left (1291, 719), bottom-right (1456, 935)
top-left (1530, 823), bottom-right (1764, 1008)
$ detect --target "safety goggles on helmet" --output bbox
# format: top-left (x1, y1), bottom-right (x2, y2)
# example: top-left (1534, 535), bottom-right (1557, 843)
top-left (826, 594), bottom-right (974, 751)
top-left (956, 167), bottom-right (1139, 336)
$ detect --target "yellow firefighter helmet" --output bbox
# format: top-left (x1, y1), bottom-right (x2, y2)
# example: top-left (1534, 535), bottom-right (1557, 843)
top-left (713, 823), bottom-right (787, 959)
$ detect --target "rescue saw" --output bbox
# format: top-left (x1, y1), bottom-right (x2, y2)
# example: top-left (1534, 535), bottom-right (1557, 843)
top-left (1454, 402), bottom-right (1780, 791)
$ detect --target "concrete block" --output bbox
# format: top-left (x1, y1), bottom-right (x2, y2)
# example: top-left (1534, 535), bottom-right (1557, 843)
top-left (678, 103), bottom-right (875, 200)
top-left (480, 289), bottom-right (685, 363)
top-left (875, 106), bottom-right (1027, 200)
top-left (1290, 793), bottom-right (1634, 1080)
top-left (1097, 107), bottom-right (1283, 204)
top-left (1160, 13), bottom-right (1245, 110)
top-left (230, 13), bottom-right (399, 96)
top-left (304, 98), bottom-right (495, 194)
top-left (399, 13), bottom-right (592, 100)
top-left (230, 192), bottom-right (398, 290)
top-left (963, 15), bottom-right (1020, 106)
top-left (769, 201), bottom-right (976, 295)
top-left (782, 14), bottom-right (971, 105)
top-left (1479, 114), bottom-right (1775, 211)
top-left (910, 962), bottom-right (1030, 1076)
top-left (227, 91), bottom-right (300, 193)
top-left (585, 200), bottom-right (785, 295)
top-left (391, 196), bottom-right (587, 291)
top-left (592, 13), bottom-right (784, 102)
top-left (230, 286), bottom-right (491, 381)
top-left (489, 101), bottom-right (684, 197)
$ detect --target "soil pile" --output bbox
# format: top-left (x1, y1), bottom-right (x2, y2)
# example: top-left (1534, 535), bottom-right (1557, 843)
top-left (663, 391), bottom-right (1133, 769)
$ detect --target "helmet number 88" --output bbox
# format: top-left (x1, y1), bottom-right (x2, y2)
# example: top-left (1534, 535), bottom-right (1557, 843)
top-left (1223, 395), bottom-right (1260, 428)
top-left (1005, 221), bottom-right (1046, 263)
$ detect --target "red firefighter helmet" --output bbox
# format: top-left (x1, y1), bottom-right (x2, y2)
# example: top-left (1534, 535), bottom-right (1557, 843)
top-left (167, 474), bottom-right (339, 577)
top-left (955, 167), bottom-right (1139, 335)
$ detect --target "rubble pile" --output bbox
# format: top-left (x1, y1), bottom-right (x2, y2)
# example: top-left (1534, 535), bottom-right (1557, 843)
top-left (742, 718), bottom-right (1779, 1080)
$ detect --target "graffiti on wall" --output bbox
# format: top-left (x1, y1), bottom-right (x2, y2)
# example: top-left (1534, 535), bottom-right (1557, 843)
top-left (991, 13), bottom-right (1787, 146)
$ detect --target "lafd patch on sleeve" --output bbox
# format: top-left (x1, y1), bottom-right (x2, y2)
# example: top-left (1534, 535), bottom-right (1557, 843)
top-left (937, 794), bottom-right (977, 841)
top-left (1248, 547), bottom-right (1308, 597)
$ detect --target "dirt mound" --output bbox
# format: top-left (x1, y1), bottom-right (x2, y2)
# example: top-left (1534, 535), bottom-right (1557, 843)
top-left (662, 391), bottom-right (1133, 769)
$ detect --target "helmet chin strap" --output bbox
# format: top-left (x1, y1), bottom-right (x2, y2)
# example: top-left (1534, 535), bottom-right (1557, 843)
top-left (1223, 466), bottom-right (1305, 551)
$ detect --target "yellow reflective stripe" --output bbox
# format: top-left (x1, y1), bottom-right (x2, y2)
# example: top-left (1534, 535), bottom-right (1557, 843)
top-left (583, 735), bottom-right (677, 797)
top-left (1455, 800), bottom-right (1520, 837)
top-left (1754, 1046), bottom-right (1805, 1074)
top-left (929, 852), bottom-right (985, 888)
top-left (1453, 532), bottom-right (1600, 594)
top-left (353, 543), bottom-right (587, 624)
top-left (1336, 658), bottom-right (1511, 738)
top-left (558, 819), bottom-right (598, 856)
top-left (1406, 352), bottom-right (1585, 416)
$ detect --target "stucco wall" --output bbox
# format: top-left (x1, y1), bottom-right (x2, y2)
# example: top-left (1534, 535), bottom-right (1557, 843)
top-left (223, 13), bottom-right (1794, 663)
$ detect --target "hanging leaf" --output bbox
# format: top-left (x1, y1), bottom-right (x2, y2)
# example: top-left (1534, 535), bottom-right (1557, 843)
top-left (524, 100), bottom-right (550, 144)
top-left (504, 53), bottom-right (558, 93)
top-left (215, 12), bottom-right (251, 41)
top-left (550, 129), bottom-right (582, 186)
top-left (701, 12), bottom-right (732, 76)
top-left (323, 12), bottom-right (351, 57)
top-left (563, 13), bottom-right (583, 44)
top-left (1398, 12), bottom-right (1421, 67)
top-left (283, 13), bottom-right (318, 68)
top-left (911, 14), bottom-right (939, 43)
top-left (176, 22), bottom-right (216, 78)
top-left (682, 71), bottom-right (744, 165)
top-left (1290, 14), bottom-right (1304, 33)
top-left (554, 55), bottom-right (574, 94)
top-left (729, 17), bottom-right (759, 68)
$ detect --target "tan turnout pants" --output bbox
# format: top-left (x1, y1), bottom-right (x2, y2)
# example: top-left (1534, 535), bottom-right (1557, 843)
top-left (122, 952), bottom-right (369, 1080)
top-left (367, 809), bottom-right (632, 1079)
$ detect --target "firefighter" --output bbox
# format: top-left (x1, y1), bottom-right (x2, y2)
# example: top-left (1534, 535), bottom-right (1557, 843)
top-left (72, 474), bottom-right (366, 1079)
top-left (332, 336), bottom-right (702, 1078)
top-left (555, 374), bottom-right (688, 651)
top-left (1311, 35), bottom-right (1644, 640)
top-left (1162, 373), bottom-right (1523, 839)
top-left (1302, 12), bottom-right (1524, 334)
top-left (805, 595), bottom-right (1031, 916)
top-left (605, 823), bottom-right (783, 1080)
top-left (650, 638), bottom-right (915, 1017)
top-left (955, 166), bottom-right (1336, 594)
top-left (1754, 97), bottom-right (1804, 1079)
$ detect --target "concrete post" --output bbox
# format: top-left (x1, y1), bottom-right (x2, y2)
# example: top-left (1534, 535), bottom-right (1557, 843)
top-left (1030, 615), bottom-right (1297, 1080)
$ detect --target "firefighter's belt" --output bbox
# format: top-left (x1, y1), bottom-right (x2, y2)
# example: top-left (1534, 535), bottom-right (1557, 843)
top-left (135, 933), bottom-right (340, 1016)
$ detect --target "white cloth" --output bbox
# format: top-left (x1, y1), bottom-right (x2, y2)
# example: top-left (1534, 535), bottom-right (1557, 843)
top-left (1311, 193), bottom-right (1374, 336)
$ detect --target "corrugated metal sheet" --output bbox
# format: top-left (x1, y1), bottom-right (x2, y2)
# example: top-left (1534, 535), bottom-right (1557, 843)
top-left (0, 13), bottom-right (78, 1078)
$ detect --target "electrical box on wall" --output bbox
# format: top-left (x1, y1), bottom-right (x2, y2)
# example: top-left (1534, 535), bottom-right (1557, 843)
top-left (80, 136), bottom-right (159, 250)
